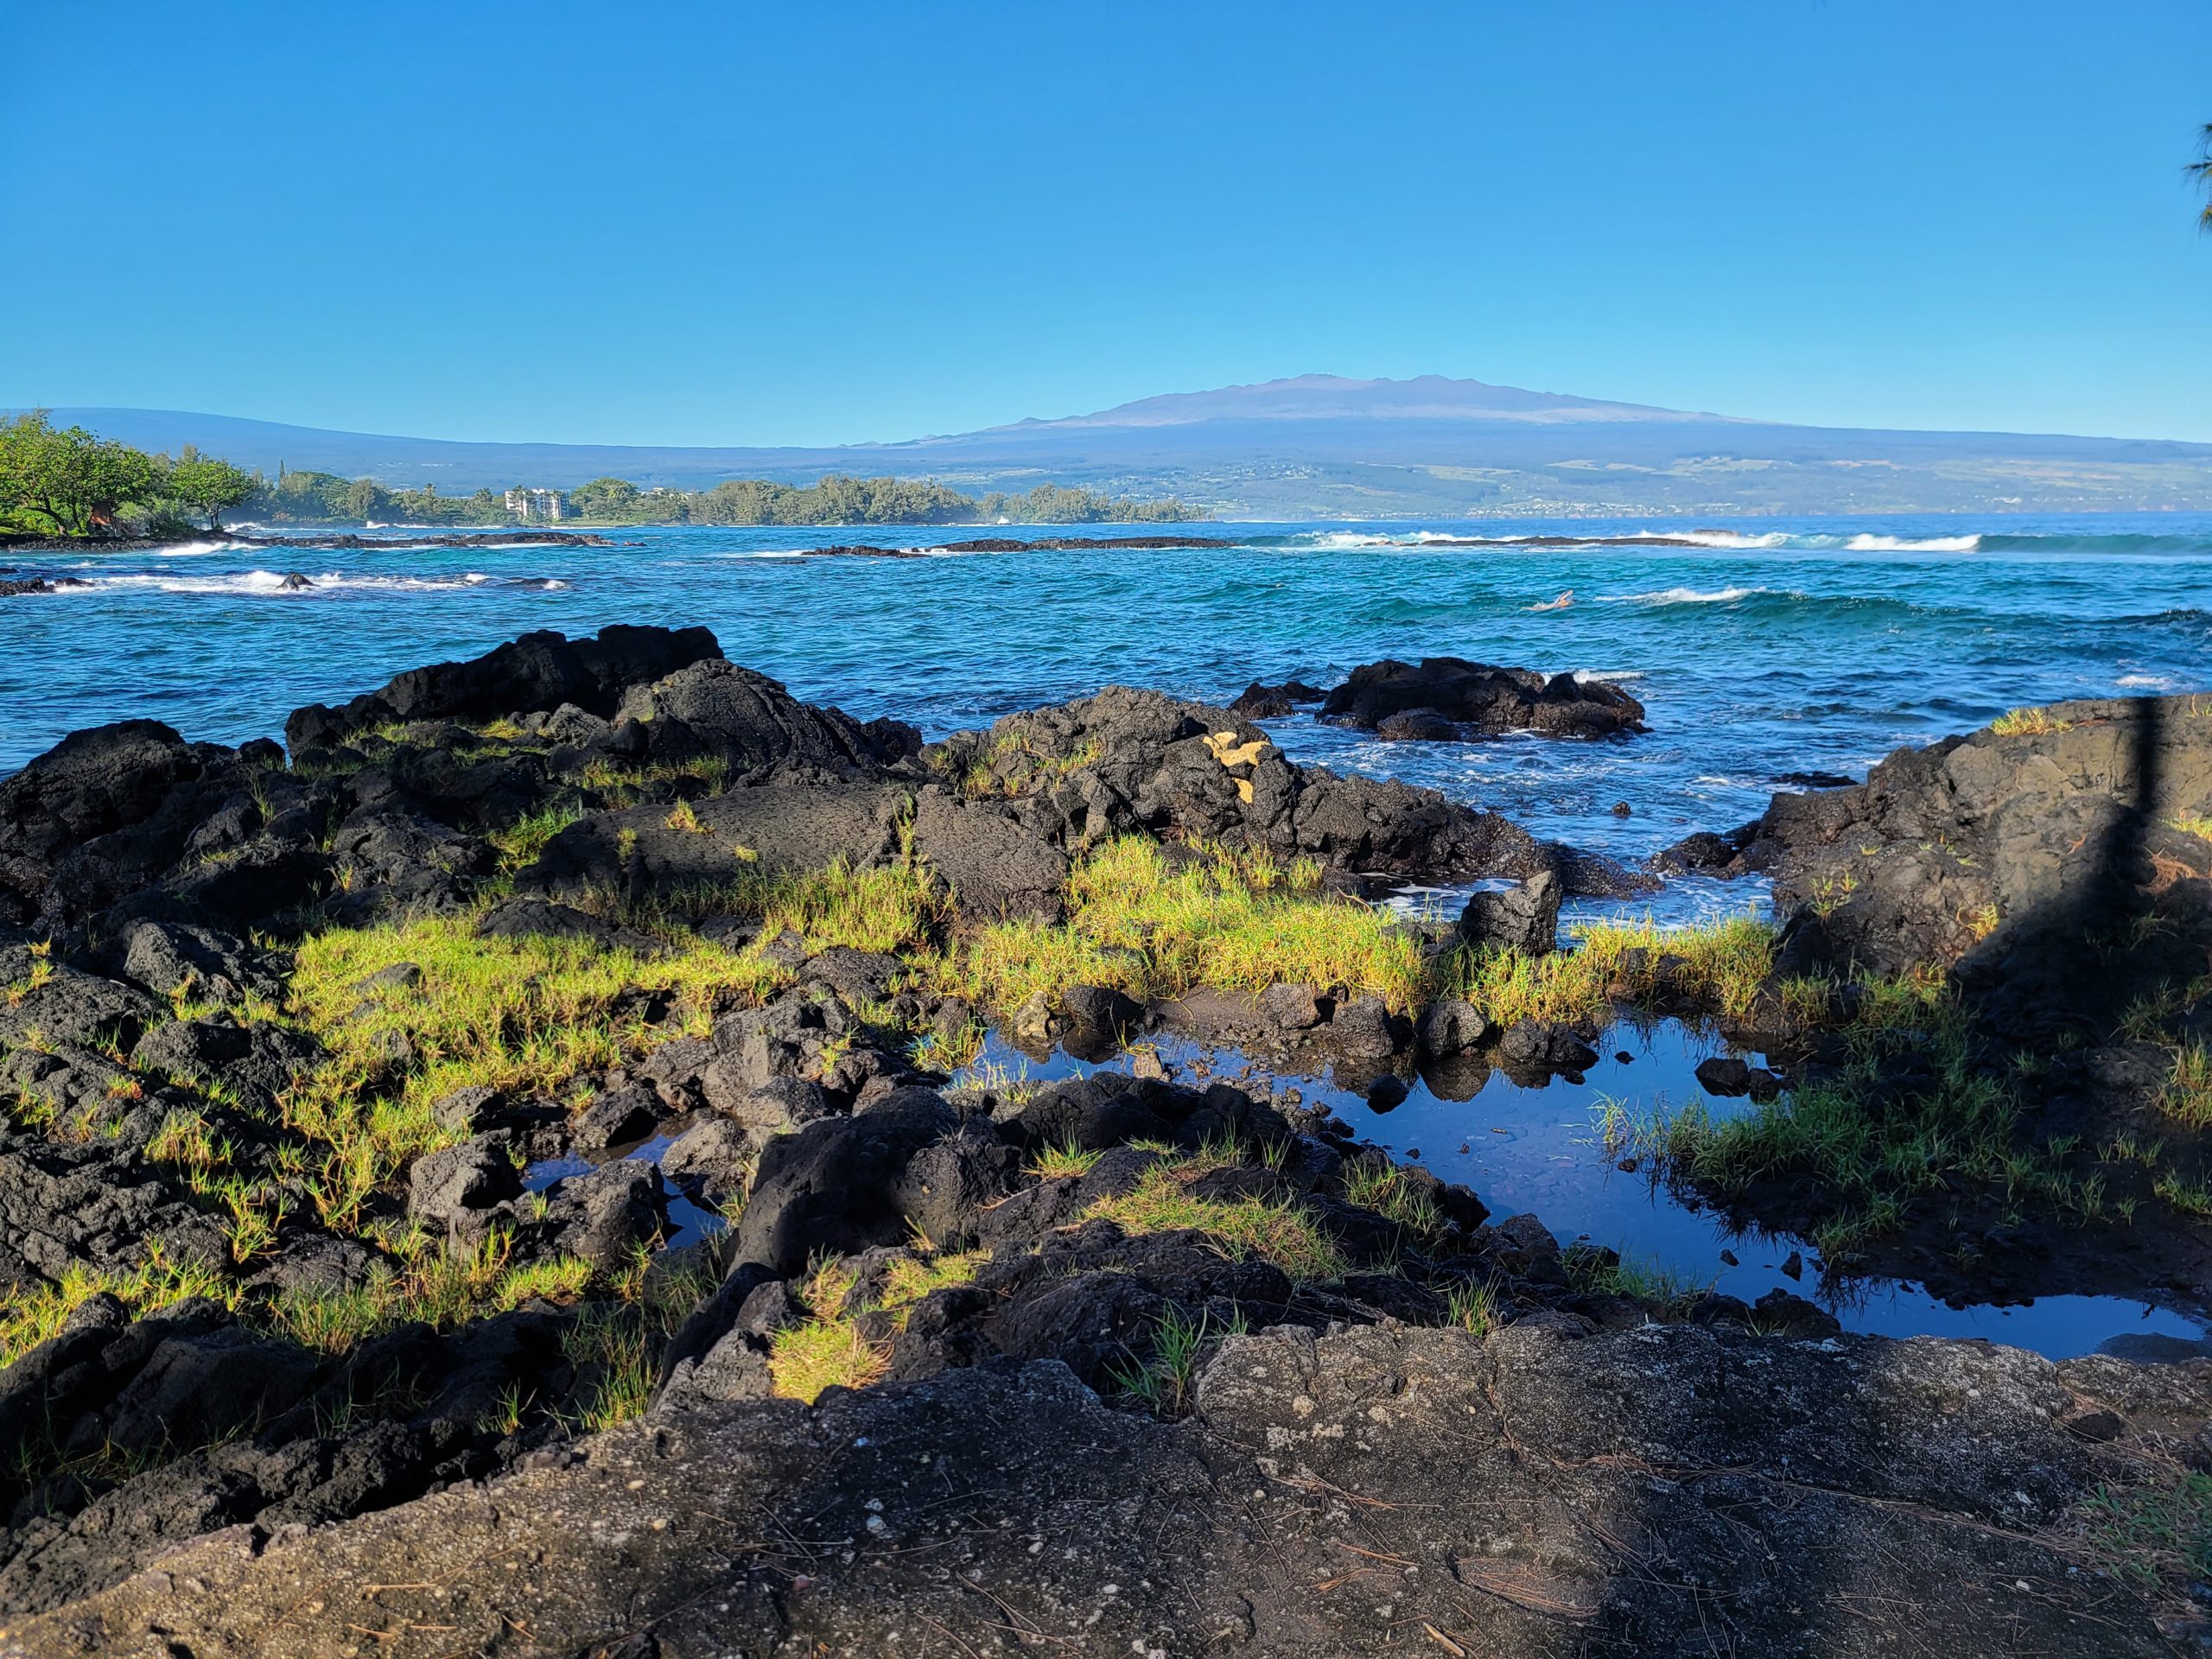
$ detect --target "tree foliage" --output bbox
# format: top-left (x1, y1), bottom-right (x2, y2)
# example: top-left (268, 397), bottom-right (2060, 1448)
top-left (0, 413), bottom-right (1206, 536)
top-left (0, 411), bottom-right (164, 535)
top-left (2194, 123), bottom-right (2212, 230)
top-left (167, 448), bottom-right (257, 531)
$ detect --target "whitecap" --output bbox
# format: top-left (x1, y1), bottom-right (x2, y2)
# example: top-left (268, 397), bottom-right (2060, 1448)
top-left (1626, 529), bottom-right (1790, 550)
top-left (1844, 534), bottom-right (1981, 553)
top-left (153, 540), bottom-right (247, 558)
top-left (1300, 531), bottom-right (1400, 550)
top-left (1602, 586), bottom-right (1764, 606)
top-left (2117, 672), bottom-right (2180, 690)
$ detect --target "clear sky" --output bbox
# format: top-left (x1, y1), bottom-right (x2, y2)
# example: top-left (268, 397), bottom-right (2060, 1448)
top-left (3, 1), bottom-right (2207, 446)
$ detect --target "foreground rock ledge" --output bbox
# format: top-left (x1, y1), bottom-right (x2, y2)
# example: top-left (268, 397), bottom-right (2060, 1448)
top-left (8, 1322), bottom-right (2197, 1658)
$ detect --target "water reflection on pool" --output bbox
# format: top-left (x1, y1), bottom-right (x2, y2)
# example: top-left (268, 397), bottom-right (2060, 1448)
top-left (957, 1025), bottom-right (2209, 1363)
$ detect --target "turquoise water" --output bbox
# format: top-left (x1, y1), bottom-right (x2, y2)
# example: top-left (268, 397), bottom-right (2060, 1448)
top-left (7, 513), bottom-right (2212, 1354)
top-left (7, 518), bottom-right (2209, 862)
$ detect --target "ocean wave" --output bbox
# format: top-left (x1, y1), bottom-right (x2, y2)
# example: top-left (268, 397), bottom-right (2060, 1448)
top-left (1602, 585), bottom-right (1768, 606)
top-left (1627, 529), bottom-right (1791, 550)
top-left (1842, 533), bottom-right (1982, 553)
top-left (66, 569), bottom-right (533, 596)
top-left (152, 540), bottom-right (251, 558)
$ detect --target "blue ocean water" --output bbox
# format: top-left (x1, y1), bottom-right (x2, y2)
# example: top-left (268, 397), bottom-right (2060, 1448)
top-left (6, 513), bottom-right (2211, 1352)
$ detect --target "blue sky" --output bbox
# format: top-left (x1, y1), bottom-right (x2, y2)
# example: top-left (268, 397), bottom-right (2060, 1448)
top-left (3, 2), bottom-right (2207, 445)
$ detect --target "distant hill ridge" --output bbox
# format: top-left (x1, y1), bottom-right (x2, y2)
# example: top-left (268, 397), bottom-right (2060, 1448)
top-left (18, 374), bottom-right (2212, 516)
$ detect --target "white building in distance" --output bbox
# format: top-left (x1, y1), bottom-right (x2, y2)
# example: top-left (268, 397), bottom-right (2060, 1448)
top-left (504, 487), bottom-right (565, 522)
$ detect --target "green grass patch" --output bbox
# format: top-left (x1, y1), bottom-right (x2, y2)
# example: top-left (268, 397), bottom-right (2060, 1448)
top-left (1438, 912), bottom-right (1776, 1028)
top-left (1562, 1243), bottom-right (1708, 1306)
top-left (947, 836), bottom-right (1426, 1014)
top-left (1991, 706), bottom-right (2071, 737)
top-left (2161, 1044), bottom-right (2212, 1131)
top-left (1109, 1304), bottom-right (1244, 1416)
top-left (266, 1229), bottom-right (596, 1353)
top-left (1084, 1143), bottom-right (1346, 1281)
top-left (1029, 1138), bottom-right (1103, 1181)
top-left (0, 1246), bottom-right (237, 1370)
top-left (1341, 1154), bottom-right (1446, 1241)
top-left (2081, 1470), bottom-right (2212, 1593)
top-left (1595, 980), bottom-right (2036, 1256)
top-left (283, 909), bottom-right (791, 1230)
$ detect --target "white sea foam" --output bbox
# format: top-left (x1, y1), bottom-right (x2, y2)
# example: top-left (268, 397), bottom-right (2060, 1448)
top-left (1603, 585), bottom-right (1765, 606)
top-left (70, 569), bottom-right (511, 596)
top-left (1844, 533), bottom-right (1981, 553)
top-left (152, 540), bottom-right (247, 558)
top-left (2116, 672), bottom-right (2181, 690)
top-left (1628, 529), bottom-right (1790, 550)
top-left (1303, 531), bottom-right (1399, 550)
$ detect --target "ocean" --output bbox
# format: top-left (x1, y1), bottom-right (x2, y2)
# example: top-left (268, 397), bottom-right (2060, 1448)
top-left (6, 512), bottom-right (2211, 1351)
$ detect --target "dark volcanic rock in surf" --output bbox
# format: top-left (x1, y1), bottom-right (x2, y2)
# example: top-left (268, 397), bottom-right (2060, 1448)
top-left (1694, 695), bottom-right (2212, 1038)
top-left (283, 624), bottom-right (722, 753)
top-left (930, 685), bottom-right (1646, 897)
top-left (1229, 679), bottom-right (1328, 718)
top-left (1321, 657), bottom-right (1646, 740)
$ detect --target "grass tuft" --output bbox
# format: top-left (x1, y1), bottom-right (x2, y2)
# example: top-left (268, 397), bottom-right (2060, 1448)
top-left (1030, 1138), bottom-right (1103, 1181)
top-left (948, 836), bottom-right (1425, 1014)
top-left (1990, 706), bottom-right (2071, 737)
top-left (1084, 1144), bottom-right (1345, 1281)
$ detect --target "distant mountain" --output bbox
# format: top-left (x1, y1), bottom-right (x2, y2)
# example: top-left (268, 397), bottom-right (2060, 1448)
top-left (990, 373), bottom-right (1727, 430)
top-left (28, 375), bottom-right (2212, 517)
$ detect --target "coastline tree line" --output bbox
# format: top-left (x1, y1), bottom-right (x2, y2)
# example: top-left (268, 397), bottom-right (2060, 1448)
top-left (0, 411), bottom-right (1203, 537)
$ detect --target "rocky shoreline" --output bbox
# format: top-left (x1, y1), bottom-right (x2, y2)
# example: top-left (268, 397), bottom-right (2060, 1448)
top-left (0, 626), bottom-right (2209, 1652)
top-left (0, 529), bottom-right (620, 556)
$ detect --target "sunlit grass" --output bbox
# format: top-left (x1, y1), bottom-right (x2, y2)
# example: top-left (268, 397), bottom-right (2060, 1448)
top-left (0, 1245), bottom-right (236, 1370)
top-left (1437, 912), bottom-right (1776, 1028)
top-left (264, 1228), bottom-right (596, 1354)
top-left (1084, 1143), bottom-right (1345, 1281)
top-left (946, 836), bottom-right (1426, 1014)
top-left (1991, 706), bottom-right (2071, 737)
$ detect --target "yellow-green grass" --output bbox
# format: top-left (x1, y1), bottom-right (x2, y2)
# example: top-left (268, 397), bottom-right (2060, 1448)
top-left (0, 1245), bottom-right (236, 1370)
top-left (266, 1229), bottom-right (596, 1354)
top-left (948, 836), bottom-right (1427, 1014)
top-left (766, 1246), bottom-right (988, 1402)
top-left (961, 731), bottom-right (1102, 798)
top-left (284, 910), bottom-right (789, 1230)
top-left (2163, 1044), bottom-right (2212, 1131)
top-left (2171, 814), bottom-right (2212, 846)
top-left (1029, 1138), bottom-right (1103, 1181)
top-left (1439, 912), bottom-right (1776, 1028)
top-left (1084, 1144), bottom-right (1345, 1281)
top-left (486, 803), bottom-right (583, 874)
top-left (1991, 706), bottom-right (2071, 737)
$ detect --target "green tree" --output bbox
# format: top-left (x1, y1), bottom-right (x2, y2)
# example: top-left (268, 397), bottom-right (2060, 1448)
top-left (167, 448), bottom-right (257, 531)
top-left (2194, 123), bottom-right (2212, 228)
top-left (567, 476), bottom-right (644, 519)
top-left (0, 411), bottom-right (162, 535)
top-left (340, 477), bottom-right (391, 521)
